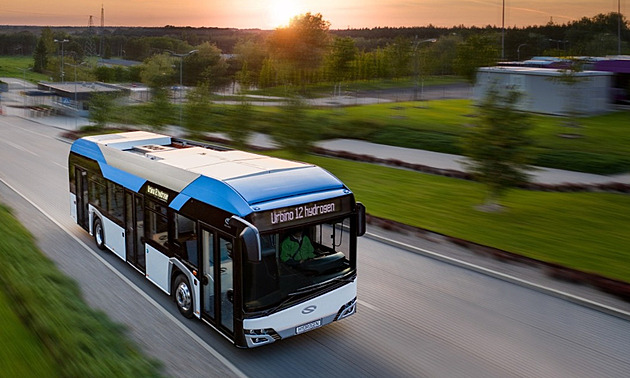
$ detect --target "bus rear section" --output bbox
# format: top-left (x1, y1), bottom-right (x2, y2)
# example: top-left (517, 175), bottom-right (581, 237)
top-left (68, 131), bottom-right (365, 347)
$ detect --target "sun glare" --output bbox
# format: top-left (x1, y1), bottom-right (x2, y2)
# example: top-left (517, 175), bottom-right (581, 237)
top-left (268, 0), bottom-right (299, 28)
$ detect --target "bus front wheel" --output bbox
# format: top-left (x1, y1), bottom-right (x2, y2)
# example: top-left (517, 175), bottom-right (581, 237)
top-left (94, 218), bottom-right (106, 250)
top-left (174, 275), bottom-right (194, 318)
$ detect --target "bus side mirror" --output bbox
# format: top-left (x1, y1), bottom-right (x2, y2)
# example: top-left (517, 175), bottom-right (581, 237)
top-left (240, 226), bottom-right (262, 262)
top-left (357, 202), bottom-right (366, 237)
top-left (229, 216), bottom-right (262, 263)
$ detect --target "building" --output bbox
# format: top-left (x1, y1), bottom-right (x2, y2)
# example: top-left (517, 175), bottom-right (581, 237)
top-left (37, 81), bottom-right (125, 117)
top-left (474, 66), bottom-right (613, 116)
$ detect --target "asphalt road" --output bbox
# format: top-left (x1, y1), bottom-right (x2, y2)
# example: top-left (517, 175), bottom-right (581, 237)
top-left (2, 116), bottom-right (630, 377)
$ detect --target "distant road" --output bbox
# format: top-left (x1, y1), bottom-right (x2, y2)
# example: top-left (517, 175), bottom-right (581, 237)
top-left (1, 115), bottom-right (630, 377)
top-left (353, 83), bottom-right (473, 102)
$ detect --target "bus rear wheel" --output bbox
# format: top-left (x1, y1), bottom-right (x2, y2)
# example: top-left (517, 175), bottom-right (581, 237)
top-left (94, 218), bottom-right (106, 250)
top-left (174, 275), bottom-right (194, 318)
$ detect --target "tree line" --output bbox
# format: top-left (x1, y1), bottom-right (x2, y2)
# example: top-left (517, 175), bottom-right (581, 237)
top-left (1, 11), bottom-right (627, 90)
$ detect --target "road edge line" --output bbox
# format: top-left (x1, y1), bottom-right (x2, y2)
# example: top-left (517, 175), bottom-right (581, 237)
top-left (365, 230), bottom-right (630, 322)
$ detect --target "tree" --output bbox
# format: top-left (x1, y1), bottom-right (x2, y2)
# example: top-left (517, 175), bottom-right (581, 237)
top-left (233, 39), bottom-right (267, 89)
top-left (32, 27), bottom-right (55, 73)
top-left (550, 59), bottom-right (585, 133)
top-left (140, 53), bottom-right (175, 88)
top-left (145, 86), bottom-right (173, 131)
top-left (267, 12), bottom-right (331, 86)
top-left (325, 37), bottom-right (358, 84)
top-left (184, 42), bottom-right (229, 89)
top-left (183, 83), bottom-right (212, 137)
top-left (88, 93), bottom-right (116, 129)
top-left (271, 96), bottom-right (322, 155)
top-left (140, 54), bottom-right (175, 130)
top-left (224, 99), bottom-right (254, 149)
top-left (385, 36), bottom-right (412, 78)
top-left (461, 86), bottom-right (535, 211)
top-left (454, 34), bottom-right (499, 84)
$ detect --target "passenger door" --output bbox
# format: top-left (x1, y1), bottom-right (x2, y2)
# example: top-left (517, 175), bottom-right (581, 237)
top-left (75, 167), bottom-right (89, 230)
top-left (125, 191), bottom-right (145, 272)
top-left (200, 225), bottom-right (234, 335)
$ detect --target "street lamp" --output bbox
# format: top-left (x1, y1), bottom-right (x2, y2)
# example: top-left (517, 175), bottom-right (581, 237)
top-left (65, 62), bottom-right (87, 111)
top-left (413, 38), bottom-right (437, 102)
top-left (167, 49), bottom-right (198, 126)
top-left (54, 39), bottom-right (69, 83)
top-left (18, 67), bottom-right (32, 116)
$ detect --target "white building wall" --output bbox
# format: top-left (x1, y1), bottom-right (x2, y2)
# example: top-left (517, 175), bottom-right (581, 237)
top-left (474, 67), bottom-right (613, 116)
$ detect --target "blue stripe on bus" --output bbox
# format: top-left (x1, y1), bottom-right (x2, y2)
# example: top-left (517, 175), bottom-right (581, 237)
top-left (99, 162), bottom-right (146, 192)
top-left (180, 176), bottom-right (252, 217)
top-left (169, 193), bottom-right (191, 211)
top-left (70, 139), bottom-right (106, 163)
top-left (227, 166), bottom-right (345, 205)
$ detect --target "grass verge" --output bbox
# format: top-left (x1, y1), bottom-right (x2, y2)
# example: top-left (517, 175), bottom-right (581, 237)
top-left (0, 203), bottom-right (162, 377)
top-left (0, 288), bottom-right (58, 377)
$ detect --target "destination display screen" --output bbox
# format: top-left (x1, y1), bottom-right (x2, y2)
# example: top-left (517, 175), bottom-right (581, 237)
top-left (252, 196), bottom-right (352, 230)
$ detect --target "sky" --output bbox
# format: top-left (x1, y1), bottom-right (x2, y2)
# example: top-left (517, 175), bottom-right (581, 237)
top-left (1, 1), bottom-right (625, 30)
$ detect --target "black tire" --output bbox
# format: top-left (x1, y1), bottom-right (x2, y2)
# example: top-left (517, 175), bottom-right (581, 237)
top-left (174, 275), bottom-right (194, 318)
top-left (94, 218), bottom-right (106, 250)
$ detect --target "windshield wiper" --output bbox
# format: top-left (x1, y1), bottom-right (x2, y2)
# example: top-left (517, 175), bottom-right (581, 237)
top-left (262, 291), bottom-right (303, 316)
top-left (262, 276), bottom-right (355, 316)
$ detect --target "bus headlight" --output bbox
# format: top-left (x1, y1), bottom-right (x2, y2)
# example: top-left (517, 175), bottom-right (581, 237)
top-left (244, 328), bottom-right (280, 347)
top-left (335, 297), bottom-right (357, 321)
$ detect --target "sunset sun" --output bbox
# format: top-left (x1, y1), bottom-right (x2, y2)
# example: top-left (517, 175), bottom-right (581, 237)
top-left (268, 0), bottom-right (299, 28)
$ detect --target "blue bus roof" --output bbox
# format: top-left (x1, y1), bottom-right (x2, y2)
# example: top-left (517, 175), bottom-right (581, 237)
top-left (71, 131), bottom-right (350, 217)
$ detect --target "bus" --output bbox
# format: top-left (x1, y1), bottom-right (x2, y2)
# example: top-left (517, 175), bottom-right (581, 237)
top-left (68, 131), bottom-right (365, 348)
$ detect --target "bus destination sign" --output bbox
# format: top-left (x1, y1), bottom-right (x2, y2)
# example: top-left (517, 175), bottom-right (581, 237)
top-left (271, 201), bottom-right (337, 225)
top-left (253, 197), bottom-right (347, 230)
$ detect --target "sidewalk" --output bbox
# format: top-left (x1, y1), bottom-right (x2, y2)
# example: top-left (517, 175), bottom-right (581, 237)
top-left (317, 139), bottom-right (630, 186)
top-left (6, 113), bottom-right (630, 186)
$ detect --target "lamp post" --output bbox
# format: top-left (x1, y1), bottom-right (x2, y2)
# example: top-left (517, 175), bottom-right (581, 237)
top-left (65, 62), bottom-right (87, 111)
top-left (18, 67), bottom-right (32, 116)
top-left (54, 39), bottom-right (69, 83)
top-left (167, 49), bottom-right (198, 126)
top-left (413, 38), bottom-right (437, 102)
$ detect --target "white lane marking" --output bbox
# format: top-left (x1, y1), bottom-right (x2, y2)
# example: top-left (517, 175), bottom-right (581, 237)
top-left (0, 177), bottom-right (247, 378)
top-left (1, 139), bottom-right (40, 157)
top-left (365, 231), bottom-right (630, 321)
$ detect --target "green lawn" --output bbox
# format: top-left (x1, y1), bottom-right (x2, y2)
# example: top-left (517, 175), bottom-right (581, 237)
top-left (271, 151), bottom-right (630, 283)
top-left (0, 56), bottom-right (48, 83)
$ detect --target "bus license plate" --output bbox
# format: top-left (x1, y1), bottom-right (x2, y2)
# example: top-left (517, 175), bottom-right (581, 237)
top-left (296, 319), bottom-right (322, 334)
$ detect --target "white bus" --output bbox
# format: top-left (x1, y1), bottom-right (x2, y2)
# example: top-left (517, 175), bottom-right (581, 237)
top-left (68, 131), bottom-right (365, 347)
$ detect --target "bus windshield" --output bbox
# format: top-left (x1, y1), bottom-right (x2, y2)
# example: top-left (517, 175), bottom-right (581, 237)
top-left (243, 216), bottom-right (355, 313)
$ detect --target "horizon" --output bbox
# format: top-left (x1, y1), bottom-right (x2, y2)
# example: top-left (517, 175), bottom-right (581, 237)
top-left (2, 1), bottom-right (625, 30)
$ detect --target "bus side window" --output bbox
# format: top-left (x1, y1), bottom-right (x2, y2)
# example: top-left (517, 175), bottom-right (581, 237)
top-left (174, 214), bottom-right (197, 266)
top-left (146, 200), bottom-right (168, 248)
